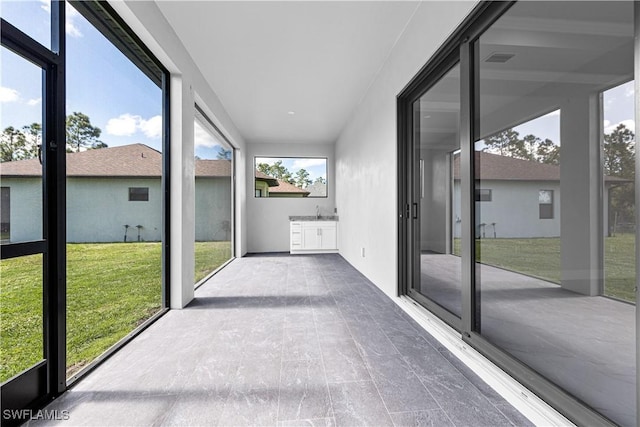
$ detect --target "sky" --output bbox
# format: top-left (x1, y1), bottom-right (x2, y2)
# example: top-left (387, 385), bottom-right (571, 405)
top-left (0, 0), bottom-right (227, 161)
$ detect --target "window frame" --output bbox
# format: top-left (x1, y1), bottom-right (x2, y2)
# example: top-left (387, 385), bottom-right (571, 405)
top-left (253, 156), bottom-right (329, 199)
top-left (539, 189), bottom-right (554, 219)
top-left (128, 187), bottom-right (150, 202)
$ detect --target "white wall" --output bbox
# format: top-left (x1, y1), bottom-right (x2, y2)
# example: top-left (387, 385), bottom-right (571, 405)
top-left (246, 142), bottom-right (336, 253)
top-left (335, 1), bottom-right (477, 298)
top-left (111, 1), bottom-right (248, 308)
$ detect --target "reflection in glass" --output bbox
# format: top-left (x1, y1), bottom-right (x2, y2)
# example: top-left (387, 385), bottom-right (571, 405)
top-left (474, 2), bottom-right (635, 425)
top-left (412, 63), bottom-right (462, 317)
top-left (603, 82), bottom-right (636, 303)
top-left (194, 115), bottom-right (233, 284)
top-left (254, 157), bottom-right (327, 198)
top-left (65, 5), bottom-right (163, 379)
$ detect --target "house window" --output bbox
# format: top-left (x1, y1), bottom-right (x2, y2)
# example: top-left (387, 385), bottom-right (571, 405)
top-left (1, 187), bottom-right (9, 240)
top-left (475, 189), bottom-right (492, 202)
top-left (254, 157), bottom-right (328, 198)
top-left (539, 190), bottom-right (553, 219)
top-left (129, 187), bottom-right (149, 201)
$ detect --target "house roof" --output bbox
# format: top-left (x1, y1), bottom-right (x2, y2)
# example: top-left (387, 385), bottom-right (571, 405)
top-left (0, 144), bottom-right (232, 178)
top-left (453, 151), bottom-right (630, 183)
top-left (255, 170), bottom-right (279, 187)
top-left (269, 179), bottom-right (310, 195)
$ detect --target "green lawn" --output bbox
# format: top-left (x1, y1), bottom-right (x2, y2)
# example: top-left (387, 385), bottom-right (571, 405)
top-left (195, 241), bottom-right (232, 283)
top-left (1, 241), bottom-right (232, 382)
top-left (455, 234), bottom-right (636, 302)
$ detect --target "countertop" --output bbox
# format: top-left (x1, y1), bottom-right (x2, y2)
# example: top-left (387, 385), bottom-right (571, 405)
top-left (289, 215), bottom-right (339, 221)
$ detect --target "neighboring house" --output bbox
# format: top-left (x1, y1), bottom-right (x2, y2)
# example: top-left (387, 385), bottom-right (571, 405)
top-left (254, 172), bottom-right (310, 197)
top-left (449, 152), bottom-right (630, 239)
top-left (0, 143), bottom-right (232, 243)
top-left (306, 181), bottom-right (327, 197)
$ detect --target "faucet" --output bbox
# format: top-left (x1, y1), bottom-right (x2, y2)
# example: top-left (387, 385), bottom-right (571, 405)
top-left (316, 205), bottom-right (320, 219)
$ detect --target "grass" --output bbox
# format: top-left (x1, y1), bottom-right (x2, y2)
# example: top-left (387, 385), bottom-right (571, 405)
top-left (1, 241), bottom-right (232, 382)
top-left (455, 234), bottom-right (636, 302)
top-left (195, 241), bottom-right (232, 283)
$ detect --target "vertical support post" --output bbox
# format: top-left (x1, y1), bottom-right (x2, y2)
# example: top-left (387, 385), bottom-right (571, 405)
top-left (169, 75), bottom-right (195, 308)
top-left (559, 94), bottom-right (603, 296)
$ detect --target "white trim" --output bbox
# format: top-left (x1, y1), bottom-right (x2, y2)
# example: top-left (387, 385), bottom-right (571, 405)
top-left (394, 296), bottom-right (576, 427)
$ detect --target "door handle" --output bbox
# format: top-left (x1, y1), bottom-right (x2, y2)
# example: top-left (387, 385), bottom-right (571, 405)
top-left (412, 203), bottom-right (418, 219)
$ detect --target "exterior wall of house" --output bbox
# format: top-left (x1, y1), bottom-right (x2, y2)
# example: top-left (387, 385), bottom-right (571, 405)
top-left (2, 177), bottom-right (230, 243)
top-left (453, 180), bottom-right (562, 238)
top-left (67, 178), bottom-right (162, 242)
top-left (1, 178), bottom-right (43, 243)
top-left (254, 180), bottom-right (269, 197)
top-left (195, 177), bottom-right (232, 241)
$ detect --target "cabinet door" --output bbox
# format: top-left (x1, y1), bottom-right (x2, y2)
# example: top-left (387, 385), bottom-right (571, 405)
top-left (302, 227), bottom-right (320, 249)
top-left (319, 225), bottom-right (337, 249)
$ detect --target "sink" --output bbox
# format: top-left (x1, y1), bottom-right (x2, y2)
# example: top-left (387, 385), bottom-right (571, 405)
top-left (289, 215), bottom-right (339, 221)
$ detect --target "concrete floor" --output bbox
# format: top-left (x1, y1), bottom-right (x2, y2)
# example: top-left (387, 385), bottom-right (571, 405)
top-left (31, 254), bottom-right (531, 427)
top-left (419, 254), bottom-right (636, 427)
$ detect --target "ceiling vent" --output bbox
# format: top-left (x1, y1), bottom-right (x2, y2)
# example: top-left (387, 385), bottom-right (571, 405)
top-left (485, 52), bottom-right (515, 63)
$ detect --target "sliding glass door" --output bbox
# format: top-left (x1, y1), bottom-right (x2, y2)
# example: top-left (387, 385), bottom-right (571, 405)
top-left (399, 1), bottom-right (637, 425)
top-left (407, 59), bottom-right (463, 325)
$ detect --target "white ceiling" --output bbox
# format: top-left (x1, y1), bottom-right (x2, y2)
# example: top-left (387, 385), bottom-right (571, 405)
top-left (157, 1), bottom-right (419, 144)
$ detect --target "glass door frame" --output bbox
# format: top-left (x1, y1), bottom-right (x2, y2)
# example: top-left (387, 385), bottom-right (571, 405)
top-left (0, 1), bottom-right (67, 418)
top-left (398, 1), bottom-right (638, 425)
top-left (399, 50), bottom-right (463, 331)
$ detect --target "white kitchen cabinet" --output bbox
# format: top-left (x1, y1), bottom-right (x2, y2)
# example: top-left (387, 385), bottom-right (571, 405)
top-left (290, 221), bottom-right (338, 254)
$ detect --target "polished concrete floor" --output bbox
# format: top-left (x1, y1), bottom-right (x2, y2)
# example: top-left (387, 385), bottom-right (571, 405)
top-left (420, 254), bottom-right (636, 427)
top-left (31, 254), bottom-right (531, 426)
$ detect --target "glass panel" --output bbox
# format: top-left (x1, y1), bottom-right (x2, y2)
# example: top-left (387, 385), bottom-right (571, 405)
top-left (474, 2), bottom-right (635, 425)
top-left (0, 254), bottom-right (44, 382)
top-left (603, 81), bottom-right (636, 303)
top-left (0, 47), bottom-right (43, 243)
top-left (254, 157), bottom-right (327, 198)
top-left (0, 0), bottom-right (51, 49)
top-left (412, 63), bottom-right (462, 317)
top-left (65, 5), bottom-right (163, 379)
top-left (194, 115), bottom-right (233, 284)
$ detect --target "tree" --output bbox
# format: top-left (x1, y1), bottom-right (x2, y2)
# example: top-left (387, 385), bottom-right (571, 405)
top-left (314, 176), bottom-right (326, 184)
top-left (482, 128), bottom-right (560, 164)
top-left (21, 123), bottom-right (42, 159)
top-left (604, 123), bottom-right (635, 224)
top-left (0, 126), bottom-right (27, 162)
top-left (66, 112), bottom-right (103, 152)
top-left (294, 168), bottom-right (312, 189)
top-left (216, 147), bottom-right (232, 160)
top-left (257, 160), bottom-right (294, 184)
